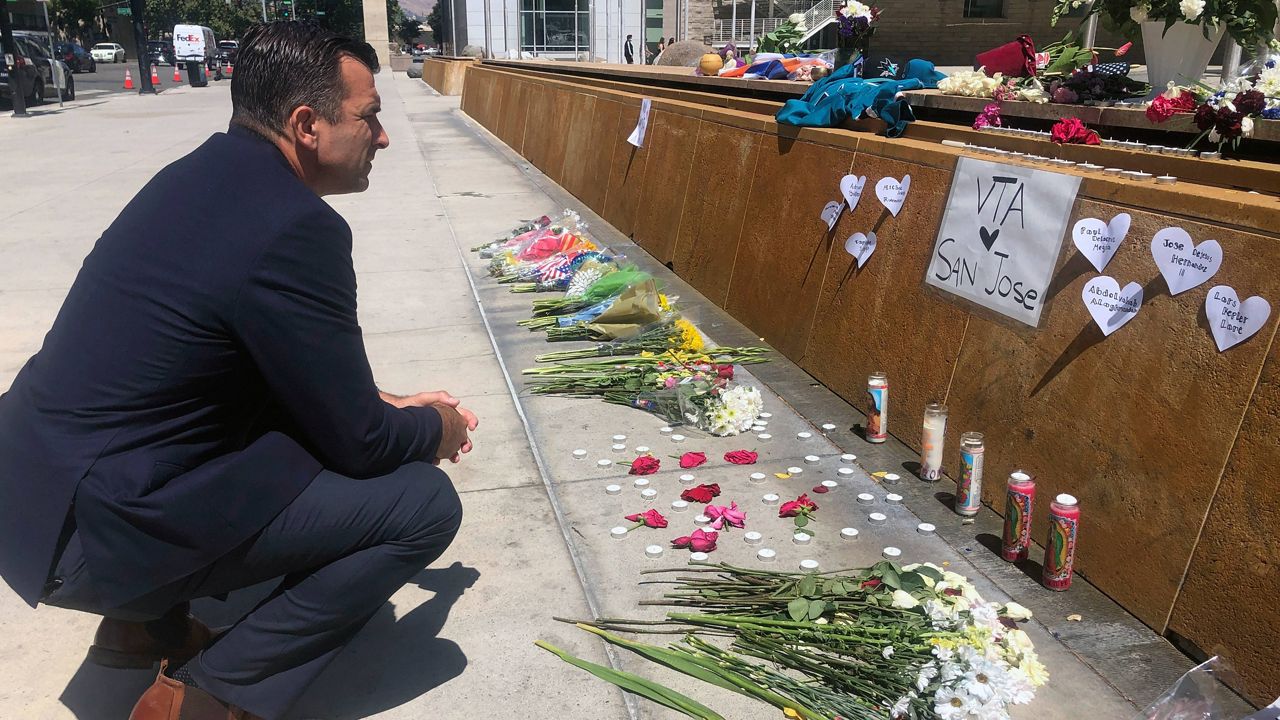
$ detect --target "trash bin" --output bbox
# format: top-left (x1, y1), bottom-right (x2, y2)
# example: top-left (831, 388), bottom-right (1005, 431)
top-left (185, 60), bottom-right (208, 87)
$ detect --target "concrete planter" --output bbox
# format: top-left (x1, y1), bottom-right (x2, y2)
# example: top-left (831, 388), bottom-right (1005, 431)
top-left (1141, 20), bottom-right (1224, 94)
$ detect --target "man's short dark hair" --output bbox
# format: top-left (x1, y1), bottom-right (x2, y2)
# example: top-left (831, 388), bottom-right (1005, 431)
top-left (231, 21), bottom-right (379, 137)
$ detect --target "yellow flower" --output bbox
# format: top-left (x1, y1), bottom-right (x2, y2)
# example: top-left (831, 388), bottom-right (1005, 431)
top-left (658, 294), bottom-right (672, 312)
top-left (672, 319), bottom-right (704, 352)
top-left (639, 351), bottom-right (654, 358)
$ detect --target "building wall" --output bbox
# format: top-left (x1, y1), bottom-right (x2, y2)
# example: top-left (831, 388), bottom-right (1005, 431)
top-left (458, 64), bottom-right (1280, 706)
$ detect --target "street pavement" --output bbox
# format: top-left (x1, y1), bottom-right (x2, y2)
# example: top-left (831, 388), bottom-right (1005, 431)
top-left (0, 73), bottom-right (1214, 719)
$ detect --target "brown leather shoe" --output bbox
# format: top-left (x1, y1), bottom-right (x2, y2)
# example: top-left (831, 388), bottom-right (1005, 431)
top-left (128, 663), bottom-right (262, 720)
top-left (87, 613), bottom-right (218, 669)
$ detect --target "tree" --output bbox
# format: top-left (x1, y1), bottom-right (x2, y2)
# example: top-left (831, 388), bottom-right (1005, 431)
top-left (49, 0), bottom-right (100, 44)
top-left (424, 2), bottom-right (441, 47)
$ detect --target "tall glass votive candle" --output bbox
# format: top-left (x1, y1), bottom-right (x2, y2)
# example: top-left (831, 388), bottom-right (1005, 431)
top-left (1043, 494), bottom-right (1080, 591)
top-left (1001, 471), bottom-right (1036, 562)
top-left (866, 372), bottom-right (888, 443)
top-left (919, 402), bottom-right (947, 481)
top-left (955, 432), bottom-right (985, 516)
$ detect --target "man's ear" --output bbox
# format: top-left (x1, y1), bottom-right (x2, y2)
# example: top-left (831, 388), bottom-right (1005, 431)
top-left (286, 105), bottom-right (320, 151)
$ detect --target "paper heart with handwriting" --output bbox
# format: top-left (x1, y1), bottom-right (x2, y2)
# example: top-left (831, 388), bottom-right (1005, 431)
top-left (1073, 213), bottom-right (1131, 272)
top-left (840, 175), bottom-right (868, 211)
top-left (844, 231), bottom-right (877, 268)
top-left (820, 200), bottom-right (843, 231)
top-left (875, 175), bottom-right (911, 217)
top-left (1150, 227), bottom-right (1222, 295)
top-left (1082, 276), bottom-right (1143, 336)
top-left (1205, 285), bottom-right (1271, 351)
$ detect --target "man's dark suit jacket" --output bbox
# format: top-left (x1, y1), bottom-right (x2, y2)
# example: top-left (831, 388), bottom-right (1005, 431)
top-left (0, 126), bottom-right (444, 610)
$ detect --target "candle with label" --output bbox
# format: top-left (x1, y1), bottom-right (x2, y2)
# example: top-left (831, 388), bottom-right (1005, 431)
top-left (955, 432), bottom-right (985, 516)
top-left (1001, 471), bottom-right (1036, 562)
top-left (919, 403), bottom-right (948, 481)
top-left (866, 372), bottom-right (889, 443)
top-left (1043, 494), bottom-right (1080, 591)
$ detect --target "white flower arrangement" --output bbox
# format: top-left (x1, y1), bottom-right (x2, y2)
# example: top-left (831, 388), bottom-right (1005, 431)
top-left (701, 384), bottom-right (763, 436)
top-left (1179, 0), bottom-right (1206, 20)
top-left (839, 0), bottom-right (873, 19)
top-left (938, 68), bottom-right (1006, 98)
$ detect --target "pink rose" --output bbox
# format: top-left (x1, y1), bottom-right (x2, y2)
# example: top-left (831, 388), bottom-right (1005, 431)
top-left (779, 494), bottom-right (819, 518)
top-left (624, 509), bottom-right (669, 529)
top-left (705, 502), bottom-right (746, 530)
top-left (672, 528), bottom-right (719, 553)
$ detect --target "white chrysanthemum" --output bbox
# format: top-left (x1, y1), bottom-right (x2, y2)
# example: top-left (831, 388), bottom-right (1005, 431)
top-left (969, 602), bottom-right (1002, 632)
top-left (961, 657), bottom-right (1002, 703)
top-left (891, 692), bottom-right (916, 718)
top-left (1180, 0), bottom-right (1205, 20)
top-left (934, 687), bottom-right (977, 720)
top-left (882, 645), bottom-right (896, 659)
top-left (1258, 67), bottom-right (1280, 98)
top-left (915, 662), bottom-right (939, 692)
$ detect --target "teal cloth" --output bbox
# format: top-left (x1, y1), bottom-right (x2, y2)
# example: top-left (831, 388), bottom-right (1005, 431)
top-left (775, 59), bottom-right (944, 136)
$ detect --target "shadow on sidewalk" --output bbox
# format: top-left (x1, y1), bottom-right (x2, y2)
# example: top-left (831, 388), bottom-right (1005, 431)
top-left (56, 562), bottom-right (478, 720)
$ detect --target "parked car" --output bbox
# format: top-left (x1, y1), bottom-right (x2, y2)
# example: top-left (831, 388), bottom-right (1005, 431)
top-left (91, 42), bottom-right (126, 63)
top-left (1, 33), bottom-right (75, 105)
top-left (147, 40), bottom-right (177, 67)
top-left (216, 39), bottom-right (238, 61)
top-left (54, 42), bottom-right (96, 73)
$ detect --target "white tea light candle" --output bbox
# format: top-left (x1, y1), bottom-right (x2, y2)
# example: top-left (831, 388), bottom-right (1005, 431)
top-left (679, 473), bottom-right (696, 484)
top-left (840, 527), bottom-right (859, 540)
top-left (645, 545), bottom-right (664, 558)
top-left (633, 478), bottom-right (650, 488)
top-left (749, 472), bottom-right (767, 483)
top-left (762, 493), bottom-right (780, 505)
top-left (610, 526), bottom-right (629, 539)
top-left (800, 559), bottom-right (820, 571)
top-left (573, 449), bottom-right (587, 459)
top-left (744, 531), bottom-right (763, 545)
top-left (869, 512), bottom-right (887, 525)
top-left (793, 532), bottom-right (811, 545)
top-left (671, 500), bottom-right (689, 512)
top-left (757, 548), bottom-right (777, 562)
top-left (605, 484), bottom-right (622, 495)
top-left (917, 523), bottom-right (936, 535)
top-left (856, 493), bottom-right (875, 505)
top-left (882, 546), bottom-right (902, 559)
top-left (840, 454), bottom-right (857, 464)
top-left (690, 552), bottom-right (709, 562)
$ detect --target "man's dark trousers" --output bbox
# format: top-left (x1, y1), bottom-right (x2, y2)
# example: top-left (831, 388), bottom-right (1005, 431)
top-left (45, 461), bottom-right (463, 720)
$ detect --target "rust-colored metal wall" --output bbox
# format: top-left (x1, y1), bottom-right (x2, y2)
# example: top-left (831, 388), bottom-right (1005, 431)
top-left (458, 66), bottom-right (1280, 705)
top-left (422, 56), bottom-right (477, 96)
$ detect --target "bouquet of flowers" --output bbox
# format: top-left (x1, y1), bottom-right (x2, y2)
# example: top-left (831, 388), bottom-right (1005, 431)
top-left (506, 251), bottom-right (614, 293)
top-left (1053, 0), bottom-right (1278, 50)
top-left (541, 561), bottom-right (1047, 720)
top-left (835, 0), bottom-right (879, 49)
top-left (471, 214), bottom-right (552, 254)
top-left (612, 377), bottom-right (764, 436)
top-left (1145, 83), bottom-right (1202, 121)
top-left (1190, 84), bottom-right (1267, 149)
top-left (1046, 66), bottom-right (1148, 104)
top-left (545, 279), bottom-right (673, 342)
top-left (756, 13), bottom-right (808, 55)
top-left (524, 267), bottom-right (652, 323)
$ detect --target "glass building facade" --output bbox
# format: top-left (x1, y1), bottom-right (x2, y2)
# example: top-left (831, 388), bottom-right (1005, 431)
top-left (519, 0), bottom-right (591, 54)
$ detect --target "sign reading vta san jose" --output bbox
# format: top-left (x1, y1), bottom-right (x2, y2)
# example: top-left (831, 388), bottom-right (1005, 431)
top-left (925, 157), bottom-right (1082, 327)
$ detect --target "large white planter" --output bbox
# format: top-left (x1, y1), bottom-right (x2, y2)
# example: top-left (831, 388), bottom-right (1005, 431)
top-left (1141, 21), bottom-right (1225, 93)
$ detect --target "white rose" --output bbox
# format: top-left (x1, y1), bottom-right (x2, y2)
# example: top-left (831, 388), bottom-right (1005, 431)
top-left (1002, 601), bottom-right (1034, 621)
top-left (891, 589), bottom-right (920, 609)
top-left (1179, 0), bottom-right (1205, 21)
top-left (1131, 5), bottom-right (1149, 22)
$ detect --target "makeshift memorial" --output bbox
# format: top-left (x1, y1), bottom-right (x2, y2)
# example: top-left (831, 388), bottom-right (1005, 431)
top-left (1150, 228), bottom-right (1222, 295)
top-left (1083, 277), bottom-right (1143, 336)
top-left (1072, 214), bottom-right (1131, 272)
top-left (1205, 285), bottom-right (1271, 351)
top-left (543, 561), bottom-right (1047, 720)
top-left (1043, 494), bottom-right (1080, 591)
top-left (1002, 472), bottom-right (1036, 562)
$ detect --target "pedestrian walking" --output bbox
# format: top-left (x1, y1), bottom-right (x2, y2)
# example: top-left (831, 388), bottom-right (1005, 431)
top-left (0, 20), bottom-right (477, 720)
top-left (624, 33), bottom-right (635, 63)
top-left (654, 38), bottom-right (665, 63)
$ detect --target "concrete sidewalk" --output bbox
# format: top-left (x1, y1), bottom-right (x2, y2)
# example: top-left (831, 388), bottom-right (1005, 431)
top-left (0, 74), bottom-right (1219, 719)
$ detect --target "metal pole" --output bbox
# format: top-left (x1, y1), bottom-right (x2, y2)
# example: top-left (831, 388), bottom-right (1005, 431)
top-left (449, 0), bottom-right (457, 54)
top-left (730, 0), bottom-right (736, 47)
top-left (484, 0), bottom-right (493, 57)
top-left (39, 0), bottom-right (63, 106)
top-left (1, 0), bottom-right (28, 116)
top-left (504, 0), bottom-right (509, 58)
top-left (589, 0), bottom-right (594, 59)
top-left (638, 0), bottom-right (643, 63)
top-left (1081, 14), bottom-right (1098, 48)
top-left (260, 0), bottom-right (268, 21)
top-left (574, 1), bottom-right (579, 59)
top-left (748, 0), bottom-right (755, 54)
top-left (129, 0), bottom-right (153, 94)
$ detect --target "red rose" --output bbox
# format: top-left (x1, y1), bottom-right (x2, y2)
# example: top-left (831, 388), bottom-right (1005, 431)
top-left (716, 364), bottom-right (735, 380)
top-left (680, 483), bottom-right (721, 503)
top-left (1194, 103), bottom-right (1217, 131)
top-left (1050, 117), bottom-right (1100, 145)
top-left (629, 455), bottom-right (660, 475)
top-left (861, 578), bottom-right (882, 589)
top-left (671, 528), bottom-right (718, 553)
top-left (811, 484), bottom-right (829, 494)
top-left (624, 509), bottom-right (669, 528)
top-left (1145, 95), bottom-right (1177, 123)
top-left (678, 452), bottom-right (707, 469)
top-left (778, 493), bottom-right (819, 517)
top-left (724, 450), bottom-right (758, 465)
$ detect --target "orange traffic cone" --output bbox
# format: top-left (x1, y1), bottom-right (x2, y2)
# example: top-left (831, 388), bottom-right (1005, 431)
top-left (173, 65), bottom-right (182, 82)
top-left (123, 68), bottom-right (133, 89)
top-left (150, 64), bottom-right (161, 85)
